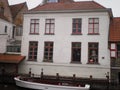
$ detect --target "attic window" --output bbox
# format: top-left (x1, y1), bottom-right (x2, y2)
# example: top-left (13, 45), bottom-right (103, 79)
top-left (47, 0), bottom-right (58, 3)
top-left (0, 2), bottom-right (4, 13)
top-left (0, 6), bottom-right (4, 13)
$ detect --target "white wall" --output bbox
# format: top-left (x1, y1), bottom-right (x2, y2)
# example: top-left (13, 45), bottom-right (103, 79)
top-left (20, 12), bottom-right (110, 79)
top-left (0, 19), bottom-right (13, 53)
top-left (0, 35), bottom-right (7, 53)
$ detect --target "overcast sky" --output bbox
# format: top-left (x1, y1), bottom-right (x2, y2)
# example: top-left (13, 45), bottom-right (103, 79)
top-left (8, 0), bottom-right (120, 17)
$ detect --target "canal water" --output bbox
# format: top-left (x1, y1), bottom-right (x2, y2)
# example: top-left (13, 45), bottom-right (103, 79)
top-left (0, 84), bottom-right (120, 90)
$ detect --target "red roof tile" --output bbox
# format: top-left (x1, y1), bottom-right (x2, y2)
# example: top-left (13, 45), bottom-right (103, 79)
top-left (109, 17), bottom-right (120, 42)
top-left (0, 54), bottom-right (25, 64)
top-left (31, 1), bottom-right (106, 11)
top-left (10, 2), bottom-right (26, 19)
top-left (0, 14), bottom-right (9, 21)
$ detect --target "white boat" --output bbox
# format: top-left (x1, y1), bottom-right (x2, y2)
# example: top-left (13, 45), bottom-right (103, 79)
top-left (14, 76), bottom-right (90, 90)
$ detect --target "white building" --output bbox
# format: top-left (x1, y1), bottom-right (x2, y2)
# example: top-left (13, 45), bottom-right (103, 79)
top-left (20, 0), bottom-right (112, 79)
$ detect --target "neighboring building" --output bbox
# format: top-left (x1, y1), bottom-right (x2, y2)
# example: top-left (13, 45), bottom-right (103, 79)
top-left (20, 0), bottom-right (112, 79)
top-left (109, 17), bottom-right (120, 84)
top-left (0, 0), bottom-right (27, 74)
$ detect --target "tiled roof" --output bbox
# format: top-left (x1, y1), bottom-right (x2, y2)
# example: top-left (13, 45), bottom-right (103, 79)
top-left (109, 17), bottom-right (120, 42)
top-left (0, 14), bottom-right (9, 21)
top-left (0, 54), bottom-right (25, 64)
top-left (31, 1), bottom-right (106, 11)
top-left (10, 2), bottom-right (26, 19)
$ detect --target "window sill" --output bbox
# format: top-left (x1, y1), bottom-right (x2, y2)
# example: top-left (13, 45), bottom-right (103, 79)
top-left (29, 33), bottom-right (39, 35)
top-left (71, 61), bottom-right (82, 64)
top-left (88, 33), bottom-right (100, 35)
top-left (44, 33), bottom-right (54, 35)
top-left (87, 62), bottom-right (100, 65)
top-left (43, 60), bottom-right (53, 63)
top-left (27, 59), bottom-right (37, 62)
top-left (71, 33), bottom-right (82, 35)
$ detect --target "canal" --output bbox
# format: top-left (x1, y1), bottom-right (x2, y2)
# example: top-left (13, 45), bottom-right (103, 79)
top-left (0, 83), bottom-right (120, 90)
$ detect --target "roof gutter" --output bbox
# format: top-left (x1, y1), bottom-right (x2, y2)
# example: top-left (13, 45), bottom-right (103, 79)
top-left (24, 8), bottom-right (112, 15)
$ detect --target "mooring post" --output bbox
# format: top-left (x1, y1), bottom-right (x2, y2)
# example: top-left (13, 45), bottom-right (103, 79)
top-left (29, 68), bottom-right (31, 77)
top-left (73, 74), bottom-right (76, 81)
top-left (56, 73), bottom-right (59, 80)
top-left (41, 68), bottom-right (43, 79)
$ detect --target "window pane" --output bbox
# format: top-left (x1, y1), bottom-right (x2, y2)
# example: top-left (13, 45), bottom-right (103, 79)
top-left (94, 18), bottom-right (99, 23)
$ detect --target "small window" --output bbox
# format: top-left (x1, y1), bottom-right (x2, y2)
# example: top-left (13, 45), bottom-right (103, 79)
top-left (16, 26), bottom-right (23, 36)
top-left (88, 43), bottom-right (99, 64)
top-left (0, 6), bottom-right (4, 13)
top-left (4, 26), bottom-right (7, 33)
top-left (45, 19), bottom-right (55, 35)
top-left (88, 18), bottom-right (99, 34)
top-left (28, 41), bottom-right (38, 61)
top-left (117, 44), bottom-right (120, 58)
top-left (47, 0), bottom-right (58, 3)
top-left (43, 42), bottom-right (54, 62)
top-left (71, 42), bottom-right (81, 63)
top-left (72, 18), bottom-right (82, 34)
top-left (30, 19), bottom-right (39, 34)
top-left (110, 43), bottom-right (117, 58)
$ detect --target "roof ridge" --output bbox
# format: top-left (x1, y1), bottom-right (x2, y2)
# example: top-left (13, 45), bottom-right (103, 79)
top-left (91, 1), bottom-right (106, 9)
top-left (9, 2), bottom-right (26, 7)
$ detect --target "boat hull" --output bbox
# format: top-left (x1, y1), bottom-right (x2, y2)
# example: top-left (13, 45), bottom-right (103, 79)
top-left (14, 77), bottom-right (90, 90)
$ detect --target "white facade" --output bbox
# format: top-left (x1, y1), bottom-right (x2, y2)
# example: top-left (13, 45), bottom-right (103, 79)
top-left (20, 11), bottom-right (110, 79)
top-left (0, 18), bottom-right (13, 53)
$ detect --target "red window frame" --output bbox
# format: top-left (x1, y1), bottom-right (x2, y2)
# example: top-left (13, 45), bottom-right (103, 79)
top-left (44, 42), bottom-right (54, 62)
top-left (45, 19), bottom-right (55, 35)
top-left (110, 43), bottom-right (117, 58)
top-left (72, 18), bottom-right (82, 34)
top-left (88, 18), bottom-right (99, 34)
top-left (30, 19), bottom-right (39, 34)
top-left (88, 43), bottom-right (99, 64)
top-left (28, 41), bottom-right (38, 61)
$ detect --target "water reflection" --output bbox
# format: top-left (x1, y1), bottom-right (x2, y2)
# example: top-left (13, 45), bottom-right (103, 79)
top-left (0, 84), bottom-right (27, 90)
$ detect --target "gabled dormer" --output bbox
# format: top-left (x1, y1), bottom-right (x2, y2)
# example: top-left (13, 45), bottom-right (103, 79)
top-left (0, 2), bottom-right (4, 14)
top-left (42, 0), bottom-right (74, 4)
top-left (47, 0), bottom-right (58, 3)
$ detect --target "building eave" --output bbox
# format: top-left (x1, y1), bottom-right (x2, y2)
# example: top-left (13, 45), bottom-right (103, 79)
top-left (24, 9), bottom-right (111, 15)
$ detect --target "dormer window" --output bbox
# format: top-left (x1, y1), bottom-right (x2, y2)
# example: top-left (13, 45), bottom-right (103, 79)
top-left (0, 2), bottom-right (4, 14)
top-left (47, 0), bottom-right (58, 3)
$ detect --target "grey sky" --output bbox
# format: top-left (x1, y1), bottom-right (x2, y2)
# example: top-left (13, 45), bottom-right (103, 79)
top-left (8, 0), bottom-right (120, 17)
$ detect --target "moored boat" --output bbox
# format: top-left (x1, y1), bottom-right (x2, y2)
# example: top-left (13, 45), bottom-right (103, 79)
top-left (14, 76), bottom-right (90, 90)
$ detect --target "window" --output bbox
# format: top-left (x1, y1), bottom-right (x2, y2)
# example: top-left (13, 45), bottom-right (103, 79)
top-left (28, 41), bottom-right (38, 61)
top-left (44, 42), bottom-right (54, 62)
top-left (45, 19), bottom-right (55, 35)
top-left (88, 18), bottom-right (99, 34)
top-left (7, 46), bottom-right (21, 53)
top-left (16, 26), bottom-right (23, 36)
top-left (47, 0), bottom-right (58, 3)
top-left (117, 44), bottom-right (120, 58)
top-left (72, 19), bottom-right (82, 34)
top-left (71, 42), bottom-right (81, 63)
top-left (88, 43), bottom-right (99, 64)
top-left (110, 43), bottom-right (117, 58)
top-left (4, 26), bottom-right (7, 33)
top-left (30, 19), bottom-right (39, 34)
top-left (0, 6), bottom-right (4, 13)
